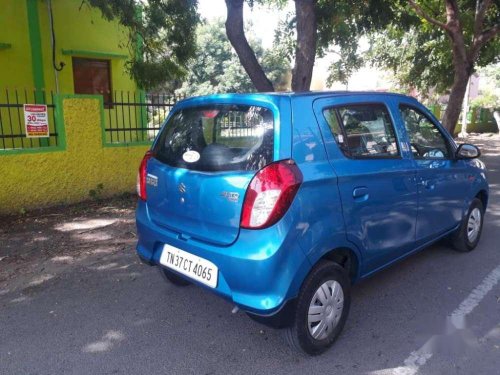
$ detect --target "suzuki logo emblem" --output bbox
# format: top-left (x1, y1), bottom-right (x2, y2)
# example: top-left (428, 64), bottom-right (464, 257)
top-left (178, 183), bottom-right (186, 193)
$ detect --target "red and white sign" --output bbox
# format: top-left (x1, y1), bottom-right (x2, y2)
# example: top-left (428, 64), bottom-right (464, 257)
top-left (24, 104), bottom-right (49, 138)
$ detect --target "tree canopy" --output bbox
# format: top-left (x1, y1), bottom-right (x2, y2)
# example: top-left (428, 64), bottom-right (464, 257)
top-left (176, 20), bottom-right (290, 96)
top-left (224, 0), bottom-right (404, 91)
top-left (366, 1), bottom-right (500, 95)
top-left (355, 0), bottom-right (499, 132)
top-left (84, 0), bottom-right (200, 90)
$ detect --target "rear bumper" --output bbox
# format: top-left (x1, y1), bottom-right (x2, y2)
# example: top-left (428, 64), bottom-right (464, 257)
top-left (135, 201), bottom-right (311, 316)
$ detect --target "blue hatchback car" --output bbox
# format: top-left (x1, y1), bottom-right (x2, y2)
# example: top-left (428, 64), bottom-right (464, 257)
top-left (136, 92), bottom-right (488, 355)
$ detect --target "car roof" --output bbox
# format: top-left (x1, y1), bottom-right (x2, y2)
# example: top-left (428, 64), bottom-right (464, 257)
top-left (271, 91), bottom-right (413, 99)
top-left (179, 91), bottom-right (419, 104)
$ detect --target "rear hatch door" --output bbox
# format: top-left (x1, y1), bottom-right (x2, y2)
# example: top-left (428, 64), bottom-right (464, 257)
top-left (146, 103), bottom-right (275, 246)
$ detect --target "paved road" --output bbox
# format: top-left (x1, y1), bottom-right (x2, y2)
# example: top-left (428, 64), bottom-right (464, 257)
top-left (1, 135), bottom-right (499, 375)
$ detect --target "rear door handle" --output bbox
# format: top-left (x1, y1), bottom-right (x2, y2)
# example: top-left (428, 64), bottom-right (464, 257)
top-left (353, 187), bottom-right (369, 200)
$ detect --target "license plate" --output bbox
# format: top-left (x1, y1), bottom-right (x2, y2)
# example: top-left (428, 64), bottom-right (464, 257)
top-left (159, 244), bottom-right (218, 288)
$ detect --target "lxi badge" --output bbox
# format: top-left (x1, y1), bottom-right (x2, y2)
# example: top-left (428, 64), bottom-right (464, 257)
top-left (146, 174), bottom-right (158, 187)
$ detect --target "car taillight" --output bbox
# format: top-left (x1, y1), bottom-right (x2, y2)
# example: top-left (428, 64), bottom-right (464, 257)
top-left (241, 159), bottom-right (302, 229)
top-left (137, 150), bottom-right (153, 201)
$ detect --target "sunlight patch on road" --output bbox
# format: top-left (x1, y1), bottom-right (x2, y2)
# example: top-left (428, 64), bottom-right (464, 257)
top-left (90, 247), bottom-right (117, 255)
top-left (77, 232), bottom-right (113, 241)
top-left (54, 219), bottom-right (117, 232)
top-left (51, 256), bottom-right (74, 263)
top-left (9, 295), bottom-right (31, 304)
top-left (483, 324), bottom-right (500, 341)
top-left (28, 274), bottom-right (54, 286)
top-left (83, 330), bottom-right (125, 353)
top-left (91, 262), bottom-right (119, 271)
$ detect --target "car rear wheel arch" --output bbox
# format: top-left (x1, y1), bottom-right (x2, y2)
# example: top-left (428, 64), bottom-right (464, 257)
top-left (320, 248), bottom-right (360, 283)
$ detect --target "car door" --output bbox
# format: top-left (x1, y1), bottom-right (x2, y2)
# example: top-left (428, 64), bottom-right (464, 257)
top-left (396, 100), bottom-right (469, 244)
top-left (314, 96), bottom-right (418, 275)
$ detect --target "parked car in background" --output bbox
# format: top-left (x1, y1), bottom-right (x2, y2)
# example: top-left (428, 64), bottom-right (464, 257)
top-left (135, 92), bottom-right (488, 355)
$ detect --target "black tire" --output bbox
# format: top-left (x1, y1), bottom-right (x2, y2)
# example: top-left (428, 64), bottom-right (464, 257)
top-left (285, 261), bottom-right (351, 355)
top-left (159, 267), bottom-right (191, 286)
top-left (450, 198), bottom-right (484, 252)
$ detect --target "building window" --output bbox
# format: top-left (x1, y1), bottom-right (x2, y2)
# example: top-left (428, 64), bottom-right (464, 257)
top-left (72, 57), bottom-right (112, 107)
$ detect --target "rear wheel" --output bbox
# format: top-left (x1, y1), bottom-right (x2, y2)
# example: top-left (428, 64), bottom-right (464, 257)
top-left (285, 261), bottom-right (350, 355)
top-left (159, 268), bottom-right (191, 286)
top-left (450, 198), bottom-right (484, 252)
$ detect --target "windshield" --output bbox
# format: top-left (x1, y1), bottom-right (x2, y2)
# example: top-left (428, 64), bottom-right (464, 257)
top-left (153, 104), bottom-right (274, 172)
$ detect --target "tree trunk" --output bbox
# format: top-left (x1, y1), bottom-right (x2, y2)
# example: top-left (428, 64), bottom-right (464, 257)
top-left (440, 0), bottom-right (472, 135)
top-left (224, 0), bottom-right (274, 92)
top-left (442, 69), bottom-right (469, 135)
top-left (291, 0), bottom-right (317, 92)
top-left (441, 12), bottom-right (472, 135)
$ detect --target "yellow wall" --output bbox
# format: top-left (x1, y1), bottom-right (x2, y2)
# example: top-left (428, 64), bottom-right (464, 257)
top-left (0, 0), bottom-right (33, 89)
top-left (0, 97), bottom-right (148, 214)
top-left (0, 0), bottom-right (136, 93)
top-left (0, 0), bottom-right (141, 151)
top-left (38, 0), bottom-right (136, 94)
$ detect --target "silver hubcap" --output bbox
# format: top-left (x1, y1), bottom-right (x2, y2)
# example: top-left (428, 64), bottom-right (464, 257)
top-left (467, 207), bottom-right (481, 243)
top-left (307, 280), bottom-right (344, 340)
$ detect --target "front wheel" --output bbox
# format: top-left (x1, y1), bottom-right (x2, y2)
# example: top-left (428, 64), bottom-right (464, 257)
top-left (285, 261), bottom-right (351, 355)
top-left (450, 198), bottom-right (484, 252)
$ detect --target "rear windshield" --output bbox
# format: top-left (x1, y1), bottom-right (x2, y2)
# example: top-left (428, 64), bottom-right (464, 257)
top-left (153, 104), bottom-right (274, 172)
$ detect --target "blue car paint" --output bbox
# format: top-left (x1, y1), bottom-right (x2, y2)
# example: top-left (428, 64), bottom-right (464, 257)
top-left (311, 95), bottom-right (419, 274)
top-left (146, 159), bottom-right (253, 246)
top-left (136, 91), bottom-right (488, 317)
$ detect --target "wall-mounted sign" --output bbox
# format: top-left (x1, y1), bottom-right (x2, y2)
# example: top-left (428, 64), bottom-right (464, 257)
top-left (24, 104), bottom-right (49, 138)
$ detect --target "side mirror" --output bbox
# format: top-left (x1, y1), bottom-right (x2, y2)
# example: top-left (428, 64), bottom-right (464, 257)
top-left (456, 143), bottom-right (481, 159)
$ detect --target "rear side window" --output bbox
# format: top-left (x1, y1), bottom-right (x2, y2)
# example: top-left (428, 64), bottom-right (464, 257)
top-left (323, 104), bottom-right (399, 158)
top-left (153, 104), bottom-right (274, 171)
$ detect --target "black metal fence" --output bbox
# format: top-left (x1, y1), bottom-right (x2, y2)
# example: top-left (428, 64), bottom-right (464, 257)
top-left (0, 89), bottom-right (184, 151)
top-left (217, 111), bottom-right (264, 138)
top-left (103, 92), bottom-right (184, 144)
top-left (0, 89), bottom-right (58, 151)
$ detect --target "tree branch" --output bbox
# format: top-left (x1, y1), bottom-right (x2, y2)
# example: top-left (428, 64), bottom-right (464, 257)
top-left (470, 0), bottom-right (498, 61)
top-left (477, 23), bottom-right (500, 46)
top-left (224, 0), bottom-right (274, 92)
top-left (473, 0), bottom-right (492, 39)
top-left (407, 0), bottom-right (449, 31)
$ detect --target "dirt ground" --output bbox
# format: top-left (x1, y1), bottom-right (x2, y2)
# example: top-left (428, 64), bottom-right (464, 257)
top-left (0, 195), bottom-right (138, 294)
